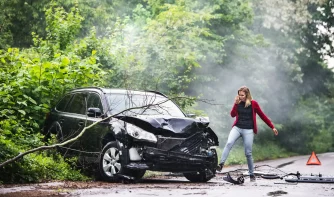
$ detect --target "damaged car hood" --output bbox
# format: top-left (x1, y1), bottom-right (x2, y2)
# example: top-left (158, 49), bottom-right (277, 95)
top-left (114, 115), bottom-right (211, 135)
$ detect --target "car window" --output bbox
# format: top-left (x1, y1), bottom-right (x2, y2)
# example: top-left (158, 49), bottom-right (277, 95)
top-left (66, 93), bottom-right (86, 115)
top-left (106, 93), bottom-right (185, 117)
top-left (87, 93), bottom-right (103, 113)
top-left (56, 94), bottom-right (73, 112)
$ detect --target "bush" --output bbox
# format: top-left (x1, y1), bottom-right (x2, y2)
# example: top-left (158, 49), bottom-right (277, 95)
top-left (0, 4), bottom-right (104, 183)
top-left (0, 144), bottom-right (88, 183)
top-left (216, 142), bottom-right (294, 166)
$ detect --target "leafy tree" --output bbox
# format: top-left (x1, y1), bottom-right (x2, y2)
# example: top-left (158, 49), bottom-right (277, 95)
top-left (0, 0), bottom-right (49, 48)
top-left (315, 0), bottom-right (334, 69)
top-left (247, 0), bottom-right (334, 153)
top-left (0, 4), bottom-right (105, 183)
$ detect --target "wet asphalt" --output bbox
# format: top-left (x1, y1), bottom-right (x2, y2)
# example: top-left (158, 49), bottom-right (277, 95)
top-left (0, 152), bottom-right (333, 197)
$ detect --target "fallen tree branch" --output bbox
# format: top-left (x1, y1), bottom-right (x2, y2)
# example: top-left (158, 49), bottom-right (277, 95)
top-left (0, 113), bottom-right (109, 168)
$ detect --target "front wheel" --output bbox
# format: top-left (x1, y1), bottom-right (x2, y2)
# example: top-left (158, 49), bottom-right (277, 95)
top-left (183, 171), bottom-right (212, 182)
top-left (183, 149), bottom-right (218, 182)
top-left (98, 142), bottom-right (146, 182)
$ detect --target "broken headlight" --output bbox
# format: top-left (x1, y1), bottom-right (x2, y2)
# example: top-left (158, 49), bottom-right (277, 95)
top-left (126, 123), bottom-right (157, 143)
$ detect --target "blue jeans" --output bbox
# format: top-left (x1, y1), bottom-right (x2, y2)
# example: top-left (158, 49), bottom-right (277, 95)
top-left (220, 126), bottom-right (254, 175)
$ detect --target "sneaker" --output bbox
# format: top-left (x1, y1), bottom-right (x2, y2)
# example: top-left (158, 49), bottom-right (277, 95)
top-left (250, 174), bottom-right (256, 182)
top-left (216, 163), bottom-right (224, 172)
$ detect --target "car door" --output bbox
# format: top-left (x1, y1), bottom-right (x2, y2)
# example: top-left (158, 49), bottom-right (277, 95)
top-left (60, 92), bottom-right (87, 154)
top-left (47, 93), bottom-right (73, 142)
top-left (79, 92), bottom-right (111, 154)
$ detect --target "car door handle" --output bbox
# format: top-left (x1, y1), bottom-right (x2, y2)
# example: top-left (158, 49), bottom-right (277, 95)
top-left (59, 119), bottom-right (64, 124)
top-left (78, 121), bottom-right (84, 126)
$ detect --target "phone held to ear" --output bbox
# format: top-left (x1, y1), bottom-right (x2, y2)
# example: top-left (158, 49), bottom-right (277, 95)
top-left (235, 95), bottom-right (240, 104)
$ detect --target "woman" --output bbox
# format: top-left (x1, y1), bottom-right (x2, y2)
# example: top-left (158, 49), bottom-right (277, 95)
top-left (216, 86), bottom-right (278, 181)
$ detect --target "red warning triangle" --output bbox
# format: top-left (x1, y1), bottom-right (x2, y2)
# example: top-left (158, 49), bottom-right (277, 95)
top-left (306, 151), bottom-right (321, 165)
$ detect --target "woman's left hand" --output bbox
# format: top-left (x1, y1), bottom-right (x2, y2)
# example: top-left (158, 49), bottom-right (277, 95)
top-left (272, 128), bottom-right (278, 136)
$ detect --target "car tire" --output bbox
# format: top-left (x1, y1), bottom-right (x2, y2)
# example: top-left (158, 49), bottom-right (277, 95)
top-left (183, 171), bottom-right (211, 182)
top-left (183, 149), bottom-right (218, 182)
top-left (98, 141), bottom-right (146, 182)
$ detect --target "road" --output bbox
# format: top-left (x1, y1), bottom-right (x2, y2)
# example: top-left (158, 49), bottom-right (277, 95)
top-left (0, 152), bottom-right (333, 197)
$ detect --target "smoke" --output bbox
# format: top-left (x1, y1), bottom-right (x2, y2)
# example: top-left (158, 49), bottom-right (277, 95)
top-left (98, 0), bottom-right (303, 142)
top-left (87, 0), bottom-right (328, 150)
top-left (188, 1), bottom-right (333, 154)
top-left (191, 46), bottom-right (299, 141)
top-left (188, 0), bottom-right (311, 141)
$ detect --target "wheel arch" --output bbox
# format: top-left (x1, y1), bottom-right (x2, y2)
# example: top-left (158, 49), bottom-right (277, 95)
top-left (102, 132), bottom-right (116, 147)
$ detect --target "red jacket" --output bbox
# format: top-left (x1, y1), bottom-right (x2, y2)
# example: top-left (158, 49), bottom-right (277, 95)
top-left (230, 100), bottom-right (274, 134)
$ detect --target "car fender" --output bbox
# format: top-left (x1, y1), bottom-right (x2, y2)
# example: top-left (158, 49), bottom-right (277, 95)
top-left (205, 127), bottom-right (219, 146)
top-left (110, 119), bottom-right (127, 143)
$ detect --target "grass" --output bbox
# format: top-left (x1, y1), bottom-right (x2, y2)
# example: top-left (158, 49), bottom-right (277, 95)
top-left (143, 170), bottom-right (165, 178)
top-left (216, 142), bottom-right (296, 166)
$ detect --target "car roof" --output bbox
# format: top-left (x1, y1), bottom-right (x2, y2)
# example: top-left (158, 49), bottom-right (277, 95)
top-left (69, 87), bottom-right (167, 97)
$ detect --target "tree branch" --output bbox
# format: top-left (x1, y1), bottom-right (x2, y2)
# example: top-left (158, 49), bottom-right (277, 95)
top-left (0, 96), bottom-right (221, 168)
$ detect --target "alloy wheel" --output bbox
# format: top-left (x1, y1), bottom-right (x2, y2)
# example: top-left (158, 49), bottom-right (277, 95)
top-left (102, 147), bottom-right (121, 177)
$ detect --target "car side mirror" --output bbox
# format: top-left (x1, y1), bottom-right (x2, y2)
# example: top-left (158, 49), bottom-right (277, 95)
top-left (87, 107), bottom-right (102, 117)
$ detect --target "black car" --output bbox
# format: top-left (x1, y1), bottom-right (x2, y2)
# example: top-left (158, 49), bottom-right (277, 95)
top-left (44, 87), bottom-right (219, 182)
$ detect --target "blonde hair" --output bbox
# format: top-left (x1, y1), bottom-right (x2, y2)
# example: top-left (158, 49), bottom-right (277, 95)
top-left (238, 86), bottom-right (252, 108)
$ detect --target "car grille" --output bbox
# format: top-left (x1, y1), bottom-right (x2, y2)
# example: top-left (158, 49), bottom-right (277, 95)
top-left (156, 132), bottom-right (208, 155)
top-left (170, 132), bottom-right (207, 155)
top-left (156, 137), bottom-right (185, 150)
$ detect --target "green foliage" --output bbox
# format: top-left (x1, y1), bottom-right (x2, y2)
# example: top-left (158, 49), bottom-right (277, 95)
top-left (268, 0), bottom-right (334, 154)
top-left (0, 4), bottom-right (104, 183)
top-left (252, 143), bottom-right (294, 161)
top-left (143, 170), bottom-right (164, 178)
top-left (0, 0), bottom-right (50, 48)
top-left (45, 3), bottom-right (84, 50)
top-left (216, 143), bottom-right (293, 166)
top-left (100, 0), bottom-right (253, 99)
top-left (316, 0), bottom-right (334, 62)
top-left (0, 140), bottom-right (88, 183)
top-left (279, 96), bottom-right (334, 154)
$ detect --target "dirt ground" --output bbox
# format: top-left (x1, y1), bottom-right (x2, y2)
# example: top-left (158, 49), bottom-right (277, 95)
top-left (1, 173), bottom-right (333, 197)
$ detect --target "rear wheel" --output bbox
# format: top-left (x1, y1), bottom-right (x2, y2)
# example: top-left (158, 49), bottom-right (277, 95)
top-left (98, 141), bottom-right (146, 182)
top-left (183, 149), bottom-right (218, 182)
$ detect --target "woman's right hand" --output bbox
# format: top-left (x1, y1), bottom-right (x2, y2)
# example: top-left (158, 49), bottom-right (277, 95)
top-left (273, 128), bottom-right (279, 136)
top-left (234, 95), bottom-right (240, 104)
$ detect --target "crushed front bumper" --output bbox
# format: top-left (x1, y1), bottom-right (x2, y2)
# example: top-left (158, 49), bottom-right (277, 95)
top-left (125, 147), bottom-right (216, 172)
